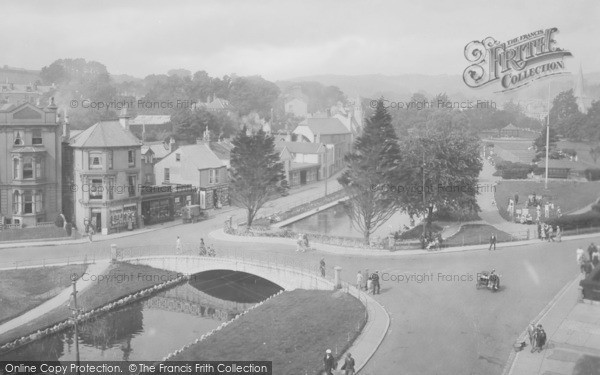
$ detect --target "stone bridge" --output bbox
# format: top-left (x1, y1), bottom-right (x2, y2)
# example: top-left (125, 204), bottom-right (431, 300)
top-left (123, 255), bottom-right (336, 291)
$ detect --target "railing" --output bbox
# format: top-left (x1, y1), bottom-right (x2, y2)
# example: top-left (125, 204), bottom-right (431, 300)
top-left (34, 221), bottom-right (57, 228)
top-left (0, 253), bottom-right (98, 270)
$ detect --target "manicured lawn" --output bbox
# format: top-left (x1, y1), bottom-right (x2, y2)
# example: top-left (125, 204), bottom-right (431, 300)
top-left (494, 180), bottom-right (600, 220)
top-left (444, 224), bottom-right (516, 246)
top-left (572, 354), bottom-right (600, 375)
top-left (170, 289), bottom-right (366, 375)
top-left (0, 264), bottom-right (86, 325)
top-left (0, 262), bottom-right (179, 345)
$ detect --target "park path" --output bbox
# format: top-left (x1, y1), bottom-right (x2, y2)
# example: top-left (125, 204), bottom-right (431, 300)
top-left (478, 159), bottom-right (537, 236)
top-left (0, 260), bottom-right (111, 336)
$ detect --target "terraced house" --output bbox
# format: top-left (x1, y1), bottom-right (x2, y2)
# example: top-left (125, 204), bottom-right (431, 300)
top-left (0, 101), bottom-right (62, 227)
top-left (67, 112), bottom-right (143, 234)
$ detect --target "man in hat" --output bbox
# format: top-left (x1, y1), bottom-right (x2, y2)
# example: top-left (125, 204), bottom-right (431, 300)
top-left (371, 271), bottom-right (380, 294)
top-left (533, 324), bottom-right (546, 353)
top-left (489, 233), bottom-right (496, 250)
top-left (323, 349), bottom-right (336, 375)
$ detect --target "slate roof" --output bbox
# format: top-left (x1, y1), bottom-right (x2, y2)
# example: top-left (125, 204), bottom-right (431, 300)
top-left (69, 120), bottom-right (142, 148)
top-left (142, 141), bottom-right (171, 159)
top-left (162, 143), bottom-right (224, 170)
top-left (298, 118), bottom-right (351, 135)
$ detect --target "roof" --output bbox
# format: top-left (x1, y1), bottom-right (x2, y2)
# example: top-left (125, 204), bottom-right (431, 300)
top-left (298, 118), bottom-right (351, 135)
top-left (69, 121), bottom-right (142, 148)
top-left (143, 141), bottom-right (171, 159)
top-left (130, 115), bottom-right (171, 125)
top-left (205, 98), bottom-right (233, 111)
top-left (275, 141), bottom-right (324, 154)
top-left (163, 143), bottom-right (224, 170)
top-left (502, 124), bottom-right (520, 131)
top-left (209, 141), bottom-right (232, 161)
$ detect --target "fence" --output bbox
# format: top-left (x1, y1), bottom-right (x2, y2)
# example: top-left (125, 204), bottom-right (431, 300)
top-left (0, 253), bottom-right (98, 270)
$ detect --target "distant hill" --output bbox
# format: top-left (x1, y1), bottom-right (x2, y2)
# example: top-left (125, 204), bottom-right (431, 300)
top-left (0, 65), bottom-right (42, 84)
top-left (288, 71), bottom-right (600, 103)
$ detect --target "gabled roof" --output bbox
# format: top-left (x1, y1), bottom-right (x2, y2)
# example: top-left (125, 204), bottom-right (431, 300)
top-left (130, 115), bottom-right (171, 125)
top-left (70, 120), bottom-right (142, 148)
top-left (160, 143), bottom-right (224, 170)
top-left (208, 142), bottom-right (232, 161)
top-left (143, 141), bottom-right (171, 159)
top-left (205, 98), bottom-right (233, 111)
top-left (275, 141), bottom-right (324, 154)
top-left (297, 118), bottom-right (351, 135)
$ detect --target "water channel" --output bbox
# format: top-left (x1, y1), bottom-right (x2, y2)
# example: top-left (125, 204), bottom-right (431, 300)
top-left (1, 270), bottom-right (282, 361)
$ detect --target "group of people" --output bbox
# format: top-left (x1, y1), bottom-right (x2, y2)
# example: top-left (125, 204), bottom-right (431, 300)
top-left (175, 236), bottom-right (215, 256)
top-left (577, 242), bottom-right (599, 278)
top-left (356, 270), bottom-right (381, 294)
top-left (538, 222), bottom-right (561, 242)
top-left (527, 323), bottom-right (547, 353)
top-left (323, 349), bottom-right (355, 375)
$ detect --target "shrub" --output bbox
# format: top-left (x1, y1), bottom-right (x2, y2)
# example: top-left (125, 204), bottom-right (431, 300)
top-left (494, 160), bottom-right (533, 179)
top-left (546, 211), bottom-right (600, 231)
top-left (54, 215), bottom-right (64, 228)
top-left (584, 168), bottom-right (600, 181)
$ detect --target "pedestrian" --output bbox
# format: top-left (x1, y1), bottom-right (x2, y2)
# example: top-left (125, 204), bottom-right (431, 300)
top-left (540, 224), bottom-right (546, 241)
top-left (371, 271), bottom-right (380, 294)
top-left (323, 349), bottom-right (336, 375)
top-left (548, 225), bottom-right (554, 242)
top-left (489, 233), bottom-right (496, 250)
top-left (587, 243), bottom-right (597, 263)
top-left (367, 274), bottom-right (373, 294)
top-left (356, 271), bottom-right (363, 291)
top-left (556, 225), bottom-right (561, 242)
top-left (199, 238), bottom-right (206, 256)
top-left (341, 352), bottom-right (355, 375)
top-left (527, 322), bottom-right (536, 348)
top-left (537, 222), bottom-right (542, 240)
top-left (296, 234), bottom-right (304, 252)
top-left (320, 258), bottom-right (326, 277)
top-left (176, 236), bottom-right (182, 254)
top-left (583, 260), bottom-right (593, 278)
top-left (88, 227), bottom-right (94, 243)
top-left (534, 324), bottom-right (546, 353)
top-left (592, 249), bottom-right (599, 268)
top-left (577, 247), bottom-right (585, 274)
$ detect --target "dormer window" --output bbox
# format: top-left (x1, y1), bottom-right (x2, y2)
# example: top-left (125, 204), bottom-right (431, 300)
top-left (14, 131), bottom-right (23, 146)
top-left (176, 153), bottom-right (181, 161)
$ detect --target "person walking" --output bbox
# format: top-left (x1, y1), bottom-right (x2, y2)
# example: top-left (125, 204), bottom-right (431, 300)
top-left (592, 249), bottom-right (599, 268)
top-left (371, 271), bottom-right (380, 294)
top-left (356, 271), bottom-right (364, 291)
top-left (176, 236), bottom-right (182, 254)
top-left (577, 247), bottom-right (585, 275)
top-left (556, 225), bottom-right (561, 242)
top-left (87, 227), bottom-right (94, 243)
top-left (320, 258), bottom-right (326, 277)
top-left (527, 322), bottom-right (536, 349)
top-left (588, 243), bottom-right (597, 263)
top-left (323, 349), bottom-right (336, 375)
top-left (537, 221), bottom-right (542, 240)
top-left (341, 352), bottom-right (355, 375)
top-left (548, 225), bottom-right (554, 242)
top-left (367, 274), bottom-right (373, 294)
top-left (199, 238), bottom-right (206, 256)
top-left (533, 324), bottom-right (547, 353)
top-left (540, 224), bottom-right (546, 241)
top-left (489, 233), bottom-right (496, 250)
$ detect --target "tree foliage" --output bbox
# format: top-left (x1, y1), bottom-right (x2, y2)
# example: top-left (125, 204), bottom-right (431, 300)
top-left (338, 99), bottom-right (406, 243)
top-left (532, 127), bottom-right (561, 162)
top-left (229, 129), bottom-right (285, 227)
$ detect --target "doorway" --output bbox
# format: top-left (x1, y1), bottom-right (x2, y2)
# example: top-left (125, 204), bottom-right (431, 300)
top-left (300, 171), bottom-right (307, 185)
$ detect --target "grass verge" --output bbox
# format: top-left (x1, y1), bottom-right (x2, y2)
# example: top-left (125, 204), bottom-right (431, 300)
top-left (0, 264), bottom-right (87, 325)
top-left (572, 354), bottom-right (600, 375)
top-left (170, 289), bottom-right (366, 375)
top-left (0, 262), bottom-right (179, 345)
top-left (444, 224), bottom-right (515, 246)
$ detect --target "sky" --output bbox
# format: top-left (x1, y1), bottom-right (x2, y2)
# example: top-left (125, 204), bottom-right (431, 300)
top-left (1, 0), bottom-right (599, 81)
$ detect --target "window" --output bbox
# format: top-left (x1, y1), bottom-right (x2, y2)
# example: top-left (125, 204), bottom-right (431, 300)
top-left (176, 153), bottom-right (180, 161)
top-left (35, 191), bottom-right (43, 213)
top-left (32, 129), bottom-right (42, 145)
top-left (164, 168), bottom-right (170, 182)
top-left (24, 191), bottom-right (33, 214)
top-left (35, 159), bottom-right (42, 178)
top-left (23, 157), bottom-right (33, 179)
top-left (14, 131), bottom-right (23, 146)
top-left (186, 195), bottom-right (192, 205)
top-left (108, 177), bottom-right (115, 200)
top-left (128, 175), bottom-right (136, 197)
top-left (13, 158), bottom-right (19, 180)
top-left (12, 191), bottom-right (20, 214)
top-left (209, 169), bottom-right (219, 184)
top-left (89, 152), bottom-right (102, 169)
top-left (89, 179), bottom-right (103, 200)
top-left (108, 150), bottom-right (113, 169)
top-left (145, 175), bottom-right (151, 183)
top-left (128, 150), bottom-right (135, 166)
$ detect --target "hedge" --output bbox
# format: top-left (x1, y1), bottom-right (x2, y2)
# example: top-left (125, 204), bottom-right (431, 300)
top-left (546, 211), bottom-right (600, 231)
top-left (584, 168), bottom-right (600, 181)
top-left (494, 160), bottom-right (534, 179)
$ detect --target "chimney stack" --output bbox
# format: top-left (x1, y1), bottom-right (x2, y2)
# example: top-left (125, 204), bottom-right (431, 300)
top-left (169, 137), bottom-right (176, 152)
top-left (118, 108), bottom-right (131, 131)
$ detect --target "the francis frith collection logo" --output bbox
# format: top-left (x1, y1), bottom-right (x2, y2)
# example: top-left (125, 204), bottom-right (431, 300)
top-left (463, 27), bottom-right (572, 92)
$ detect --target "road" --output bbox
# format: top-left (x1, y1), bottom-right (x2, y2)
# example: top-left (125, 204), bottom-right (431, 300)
top-left (1, 177), bottom-right (599, 374)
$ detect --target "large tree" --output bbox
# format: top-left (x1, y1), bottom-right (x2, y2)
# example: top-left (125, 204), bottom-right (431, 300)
top-left (532, 127), bottom-right (561, 162)
top-left (399, 111), bottom-right (483, 229)
top-left (549, 89), bottom-right (583, 139)
top-left (338, 99), bottom-right (406, 244)
top-left (229, 129), bottom-right (285, 227)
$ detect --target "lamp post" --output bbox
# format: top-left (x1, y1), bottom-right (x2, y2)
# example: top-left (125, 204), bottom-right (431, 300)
top-left (69, 280), bottom-right (82, 373)
top-left (545, 82), bottom-right (551, 190)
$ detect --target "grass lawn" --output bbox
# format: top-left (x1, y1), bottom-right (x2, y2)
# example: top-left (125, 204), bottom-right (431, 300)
top-left (494, 180), bottom-right (600, 220)
top-left (444, 224), bottom-right (515, 246)
top-left (572, 354), bottom-right (600, 375)
top-left (0, 264), bottom-right (86, 325)
top-left (0, 262), bottom-right (179, 345)
top-left (170, 289), bottom-right (366, 375)
top-left (399, 223), bottom-right (443, 240)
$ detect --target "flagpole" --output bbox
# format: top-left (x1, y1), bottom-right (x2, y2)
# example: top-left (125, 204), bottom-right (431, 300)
top-left (545, 82), bottom-right (550, 190)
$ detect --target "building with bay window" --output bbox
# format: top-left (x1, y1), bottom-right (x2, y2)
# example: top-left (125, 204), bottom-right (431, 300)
top-left (0, 101), bottom-right (62, 227)
top-left (68, 113), bottom-right (143, 234)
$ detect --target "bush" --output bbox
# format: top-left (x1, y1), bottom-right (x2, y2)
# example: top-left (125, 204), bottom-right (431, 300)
top-left (584, 168), bottom-right (600, 181)
top-left (546, 211), bottom-right (600, 231)
top-left (494, 160), bottom-right (533, 179)
top-left (54, 215), bottom-right (64, 228)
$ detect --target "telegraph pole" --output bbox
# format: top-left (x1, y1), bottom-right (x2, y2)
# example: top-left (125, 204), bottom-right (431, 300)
top-left (70, 280), bottom-right (81, 373)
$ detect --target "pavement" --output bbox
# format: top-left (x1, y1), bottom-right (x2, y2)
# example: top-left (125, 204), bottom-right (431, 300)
top-left (0, 260), bottom-right (111, 336)
top-left (508, 275), bottom-right (600, 375)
